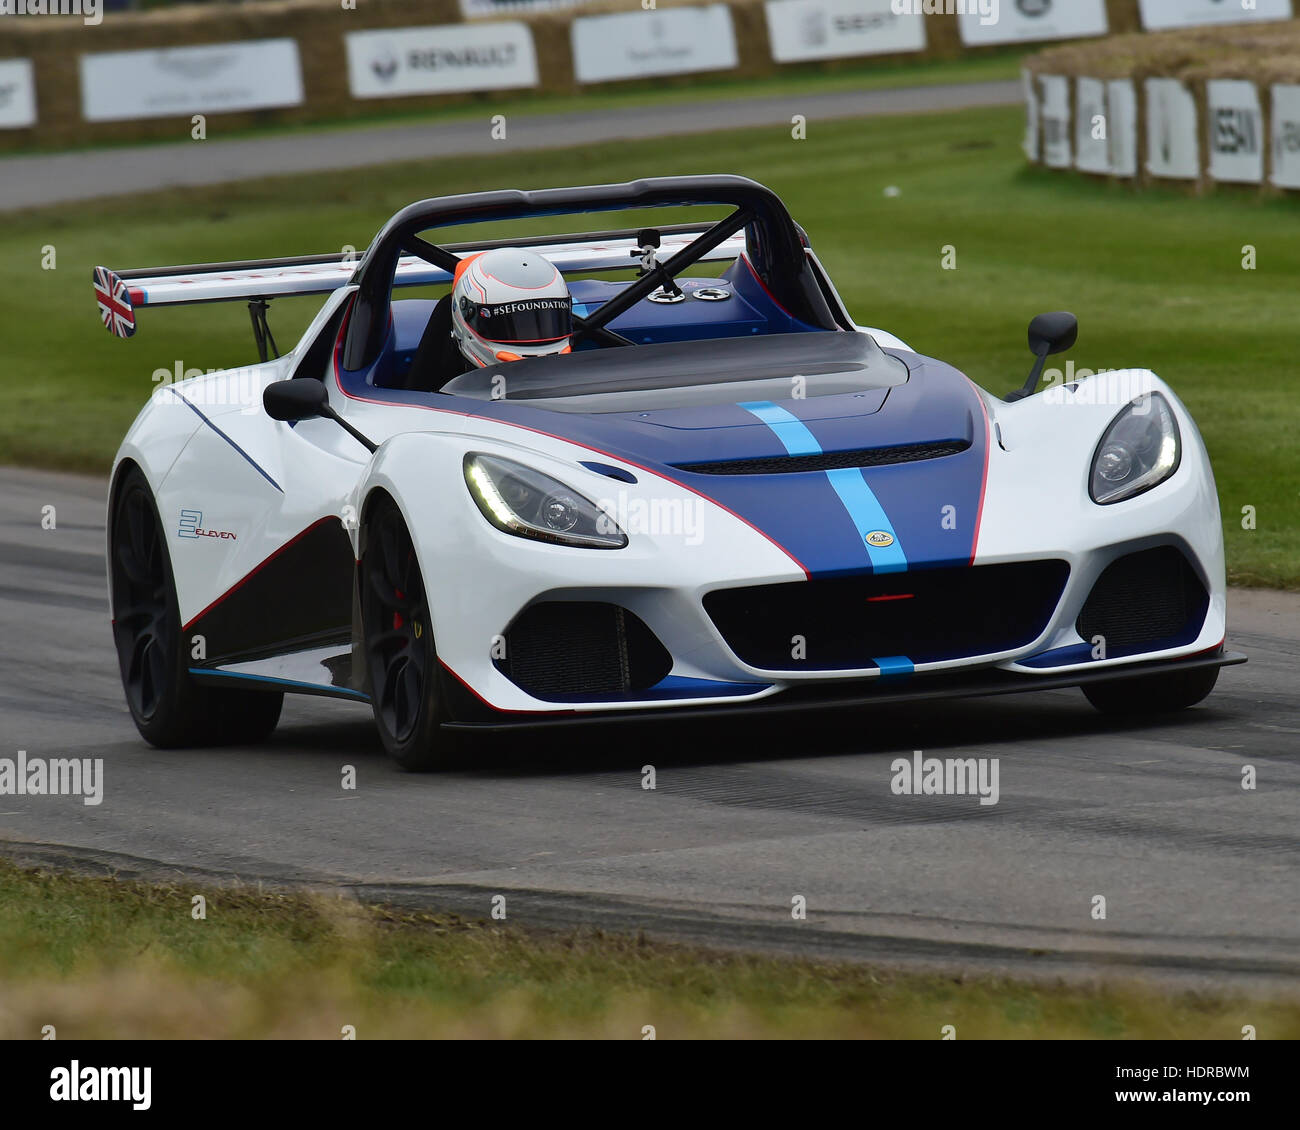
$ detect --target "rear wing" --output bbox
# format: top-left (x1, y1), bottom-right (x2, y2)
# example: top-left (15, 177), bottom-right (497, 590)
top-left (92, 224), bottom-right (749, 355)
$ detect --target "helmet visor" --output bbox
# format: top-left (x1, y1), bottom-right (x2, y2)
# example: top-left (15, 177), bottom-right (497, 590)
top-left (458, 295), bottom-right (573, 345)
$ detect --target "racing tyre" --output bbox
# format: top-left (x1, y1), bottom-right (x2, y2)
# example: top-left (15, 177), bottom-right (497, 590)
top-left (360, 494), bottom-right (462, 770)
top-left (109, 466), bottom-right (283, 747)
top-left (1082, 665), bottom-right (1219, 715)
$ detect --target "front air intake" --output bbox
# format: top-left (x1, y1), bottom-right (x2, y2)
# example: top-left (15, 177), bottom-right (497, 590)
top-left (1076, 547), bottom-right (1208, 654)
top-left (704, 560), bottom-right (1070, 670)
top-left (497, 601), bottom-right (672, 700)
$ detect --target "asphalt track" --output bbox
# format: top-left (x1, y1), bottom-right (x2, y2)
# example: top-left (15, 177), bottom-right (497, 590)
top-left (0, 80), bottom-right (1022, 212)
top-left (1, 466), bottom-right (1296, 991)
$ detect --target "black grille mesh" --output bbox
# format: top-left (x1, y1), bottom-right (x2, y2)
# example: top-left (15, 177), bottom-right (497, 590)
top-left (674, 441), bottom-right (970, 476)
top-left (704, 561), bottom-right (1070, 670)
top-left (499, 601), bottom-right (672, 699)
top-left (1077, 547), bottom-right (1208, 652)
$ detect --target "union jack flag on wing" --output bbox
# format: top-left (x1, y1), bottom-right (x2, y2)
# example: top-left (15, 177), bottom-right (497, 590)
top-left (94, 265), bottom-right (136, 338)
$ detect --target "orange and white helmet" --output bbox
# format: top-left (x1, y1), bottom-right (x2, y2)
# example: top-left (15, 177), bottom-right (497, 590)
top-left (450, 247), bottom-right (573, 368)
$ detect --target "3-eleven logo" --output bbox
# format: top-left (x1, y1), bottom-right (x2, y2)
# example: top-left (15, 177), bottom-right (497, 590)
top-left (178, 510), bottom-right (237, 541)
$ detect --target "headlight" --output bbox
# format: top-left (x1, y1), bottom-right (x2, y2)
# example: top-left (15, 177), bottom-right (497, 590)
top-left (464, 453), bottom-right (626, 549)
top-left (1089, 393), bottom-right (1181, 504)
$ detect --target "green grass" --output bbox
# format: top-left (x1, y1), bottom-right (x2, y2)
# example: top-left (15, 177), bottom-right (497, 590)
top-left (1, 861), bottom-right (1292, 1039)
top-left (4, 104), bottom-right (1297, 586)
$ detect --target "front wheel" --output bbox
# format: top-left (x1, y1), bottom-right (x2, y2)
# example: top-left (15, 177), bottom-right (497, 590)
top-left (360, 495), bottom-right (462, 770)
top-left (1082, 664), bottom-right (1220, 715)
top-left (109, 466), bottom-right (283, 747)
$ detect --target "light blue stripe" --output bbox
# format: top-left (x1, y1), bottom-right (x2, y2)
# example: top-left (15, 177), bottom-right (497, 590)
top-left (825, 468), bottom-right (908, 574)
top-left (740, 400), bottom-right (909, 575)
top-left (739, 401), bottom-right (822, 456)
top-left (872, 655), bottom-right (915, 677)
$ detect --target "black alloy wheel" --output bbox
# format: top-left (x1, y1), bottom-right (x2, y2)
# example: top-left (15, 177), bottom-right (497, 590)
top-left (360, 494), bottom-right (459, 769)
top-left (109, 466), bottom-right (282, 747)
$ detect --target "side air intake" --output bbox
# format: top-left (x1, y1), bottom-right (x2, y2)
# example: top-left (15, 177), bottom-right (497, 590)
top-left (497, 601), bottom-right (672, 700)
top-left (1076, 547), bottom-right (1208, 654)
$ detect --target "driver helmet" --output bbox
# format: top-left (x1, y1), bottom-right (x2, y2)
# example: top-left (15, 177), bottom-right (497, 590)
top-left (450, 247), bottom-right (573, 368)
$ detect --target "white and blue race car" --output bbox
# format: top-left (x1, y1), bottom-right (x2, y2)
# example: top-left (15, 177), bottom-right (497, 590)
top-left (97, 176), bottom-right (1243, 768)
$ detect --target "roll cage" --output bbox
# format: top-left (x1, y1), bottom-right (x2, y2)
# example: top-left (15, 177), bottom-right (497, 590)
top-left (341, 174), bottom-right (840, 372)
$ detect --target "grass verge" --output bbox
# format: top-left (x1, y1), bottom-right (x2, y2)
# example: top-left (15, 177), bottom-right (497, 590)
top-left (0, 51), bottom-right (1024, 157)
top-left (4, 104), bottom-right (1296, 586)
top-left (1, 861), bottom-right (1293, 1039)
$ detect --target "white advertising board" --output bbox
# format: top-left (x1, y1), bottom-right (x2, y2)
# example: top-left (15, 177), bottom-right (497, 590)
top-left (1022, 68), bottom-right (1039, 162)
top-left (1138, 0), bottom-right (1291, 31)
top-left (1270, 84), bottom-right (1300, 189)
top-left (957, 0), bottom-right (1108, 47)
top-left (460, 0), bottom-right (594, 16)
top-left (345, 23), bottom-right (538, 99)
top-left (1074, 76), bottom-right (1110, 174)
top-left (0, 58), bottom-right (36, 129)
top-left (1039, 74), bottom-right (1071, 169)
top-left (764, 0), bottom-right (926, 63)
top-left (571, 6), bottom-right (739, 85)
top-left (80, 39), bottom-right (304, 122)
top-left (1107, 78), bottom-right (1138, 178)
top-left (1206, 79), bottom-right (1264, 184)
top-left (1144, 77), bottom-right (1200, 181)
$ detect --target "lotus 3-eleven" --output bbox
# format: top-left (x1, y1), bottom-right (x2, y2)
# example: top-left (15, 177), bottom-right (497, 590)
top-left (97, 176), bottom-right (1243, 768)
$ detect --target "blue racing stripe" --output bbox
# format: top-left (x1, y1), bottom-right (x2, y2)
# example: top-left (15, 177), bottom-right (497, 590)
top-left (738, 401), bottom-right (822, 456)
top-left (825, 468), bottom-right (908, 574)
top-left (740, 401), bottom-right (910, 574)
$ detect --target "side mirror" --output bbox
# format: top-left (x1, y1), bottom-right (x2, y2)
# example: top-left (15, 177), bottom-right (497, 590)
top-left (1028, 311), bottom-right (1078, 358)
top-left (262, 378), bottom-right (378, 453)
top-left (264, 378), bottom-right (329, 422)
top-left (1007, 311), bottom-right (1078, 402)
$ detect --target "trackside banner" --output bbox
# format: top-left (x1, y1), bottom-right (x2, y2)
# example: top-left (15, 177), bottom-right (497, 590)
top-left (764, 0), bottom-right (926, 64)
top-left (1038, 74), bottom-right (1070, 168)
top-left (1071, 75), bottom-right (1137, 178)
top-left (1106, 78), bottom-right (1138, 178)
top-left (1145, 77), bottom-right (1200, 181)
top-left (1074, 76), bottom-right (1109, 175)
top-left (0, 57), bottom-right (36, 129)
top-left (1022, 69), bottom-right (1038, 161)
top-left (459, 0), bottom-right (595, 15)
top-left (1270, 85), bottom-right (1300, 189)
top-left (1206, 79), bottom-right (1263, 185)
top-left (955, 0), bottom-right (1108, 47)
top-left (570, 6), bottom-right (738, 85)
top-left (344, 23), bottom-right (539, 99)
top-left (1138, 0), bottom-right (1293, 31)
top-left (80, 40), bottom-right (304, 122)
